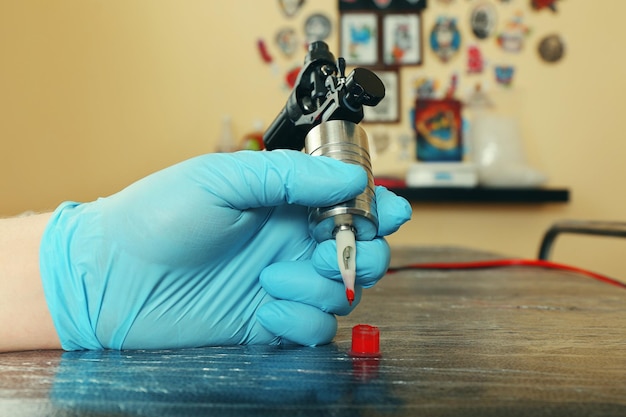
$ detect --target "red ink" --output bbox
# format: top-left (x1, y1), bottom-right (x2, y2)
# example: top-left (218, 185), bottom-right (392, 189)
top-left (346, 288), bottom-right (355, 306)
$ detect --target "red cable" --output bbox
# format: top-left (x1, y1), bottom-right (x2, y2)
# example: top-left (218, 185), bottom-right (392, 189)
top-left (387, 258), bottom-right (626, 289)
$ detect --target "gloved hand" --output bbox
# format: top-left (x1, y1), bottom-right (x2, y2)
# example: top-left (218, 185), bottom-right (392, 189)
top-left (40, 150), bottom-right (411, 350)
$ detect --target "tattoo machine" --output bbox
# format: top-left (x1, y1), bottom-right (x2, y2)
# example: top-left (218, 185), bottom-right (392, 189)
top-left (263, 41), bottom-right (385, 305)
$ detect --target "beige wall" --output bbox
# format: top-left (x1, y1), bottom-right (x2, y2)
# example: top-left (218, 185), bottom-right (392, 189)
top-left (2, 1), bottom-right (625, 280)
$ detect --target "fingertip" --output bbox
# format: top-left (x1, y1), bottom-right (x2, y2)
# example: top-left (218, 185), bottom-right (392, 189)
top-left (258, 265), bottom-right (283, 297)
top-left (356, 238), bottom-right (390, 288)
top-left (375, 186), bottom-right (412, 236)
top-left (260, 261), bottom-right (359, 315)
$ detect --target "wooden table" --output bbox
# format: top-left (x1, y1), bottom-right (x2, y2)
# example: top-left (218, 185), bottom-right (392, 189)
top-left (1, 247), bottom-right (625, 416)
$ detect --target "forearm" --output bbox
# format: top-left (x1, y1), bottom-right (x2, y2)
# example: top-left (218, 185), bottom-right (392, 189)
top-left (0, 212), bottom-right (61, 352)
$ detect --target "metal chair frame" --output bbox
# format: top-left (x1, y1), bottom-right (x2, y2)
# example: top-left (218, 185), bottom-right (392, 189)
top-left (538, 220), bottom-right (626, 260)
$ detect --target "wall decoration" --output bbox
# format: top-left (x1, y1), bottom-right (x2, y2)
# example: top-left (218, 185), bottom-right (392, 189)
top-left (497, 12), bottom-right (530, 53)
top-left (304, 13), bottom-right (332, 42)
top-left (275, 28), bottom-right (299, 57)
top-left (256, 38), bottom-right (274, 64)
top-left (414, 98), bottom-right (463, 161)
top-left (443, 73), bottom-right (458, 99)
top-left (470, 3), bottom-right (497, 40)
top-left (330, 0), bottom-right (571, 142)
top-left (494, 65), bottom-right (515, 86)
top-left (467, 45), bottom-right (485, 74)
top-left (363, 70), bottom-right (400, 123)
top-left (429, 17), bottom-right (461, 63)
top-left (538, 34), bottom-right (565, 63)
top-left (398, 133), bottom-right (413, 161)
top-left (413, 76), bottom-right (439, 99)
top-left (279, 0), bottom-right (305, 18)
top-left (341, 13), bottom-right (379, 66)
top-left (531, 0), bottom-right (559, 12)
top-left (370, 130), bottom-right (392, 156)
top-left (285, 66), bottom-right (301, 88)
top-left (383, 14), bottom-right (422, 65)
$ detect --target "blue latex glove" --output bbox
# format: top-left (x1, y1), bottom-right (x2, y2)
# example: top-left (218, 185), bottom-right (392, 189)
top-left (40, 150), bottom-right (411, 350)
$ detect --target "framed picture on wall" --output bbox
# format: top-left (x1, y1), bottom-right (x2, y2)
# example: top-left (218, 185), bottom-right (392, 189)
top-left (338, 0), bottom-right (427, 12)
top-left (383, 14), bottom-right (422, 65)
top-left (339, 0), bottom-right (424, 68)
top-left (363, 69), bottom-right (400, 123)
top-left (340, 13), bottom-right (379, 66)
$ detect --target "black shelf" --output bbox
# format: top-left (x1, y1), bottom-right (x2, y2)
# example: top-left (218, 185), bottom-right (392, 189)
top-left (388, 187), bottom-right (570, 203)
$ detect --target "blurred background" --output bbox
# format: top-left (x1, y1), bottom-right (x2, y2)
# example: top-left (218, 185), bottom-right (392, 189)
top-left (2, 0), bottom-right (625, 279)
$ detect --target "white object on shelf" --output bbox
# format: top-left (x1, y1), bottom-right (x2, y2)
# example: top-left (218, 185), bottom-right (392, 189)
top-left (406, 163), bottom-right (478, 188)
top-left (470, 112), bottom-right (548, 188)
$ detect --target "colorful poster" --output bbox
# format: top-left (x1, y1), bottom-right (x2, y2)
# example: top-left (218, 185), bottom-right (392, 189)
top-left (414, 99), bottom-right (463, 161)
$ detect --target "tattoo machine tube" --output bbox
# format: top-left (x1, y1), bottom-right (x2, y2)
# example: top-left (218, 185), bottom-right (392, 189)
top-left (305, 119), bottom-right (378, 243)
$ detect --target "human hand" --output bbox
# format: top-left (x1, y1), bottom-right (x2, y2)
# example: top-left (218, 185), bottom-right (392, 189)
top-left (40, 150), bottom-right (411, 350)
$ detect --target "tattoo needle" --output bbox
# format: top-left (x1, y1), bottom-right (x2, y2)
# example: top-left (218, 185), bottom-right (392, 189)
top-left (336, 226), bottom-right (356, 305)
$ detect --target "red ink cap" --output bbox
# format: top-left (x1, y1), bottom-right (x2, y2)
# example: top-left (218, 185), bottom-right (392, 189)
top-left (349, 324), bottom-right (381, 358)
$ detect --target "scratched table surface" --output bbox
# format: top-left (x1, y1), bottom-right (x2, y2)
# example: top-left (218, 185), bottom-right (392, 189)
top-left (2, 246), bottom-right (626, 417)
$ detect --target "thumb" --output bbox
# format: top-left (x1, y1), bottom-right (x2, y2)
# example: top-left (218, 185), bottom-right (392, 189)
top-left (193, 150), bottom-right (367, 209)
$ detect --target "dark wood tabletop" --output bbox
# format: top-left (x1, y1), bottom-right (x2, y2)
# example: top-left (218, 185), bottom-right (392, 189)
top-left (1, 246), bottom-right (625, 417)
